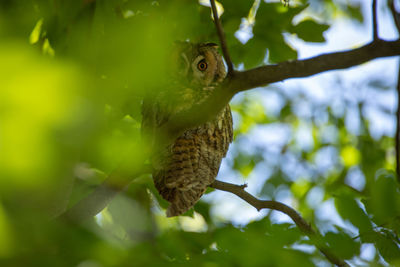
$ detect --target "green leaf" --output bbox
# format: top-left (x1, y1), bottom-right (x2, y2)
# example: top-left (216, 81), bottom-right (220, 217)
top-left (181, 208), bottom-right (195, 218)
top-left (214, 223), bottom-right (313, 267)
top-left (232, 152), bottom-right (263, 177)
top-left (374, 231), bottom-right (400, 263)
top-left (220, 0), bottom-right (254, 35)
top-left (359, 135), bottom-right (386, 185)
top-left (193, 201), bottom-right (212, 224)
top-left (324, 231), bottom-right (360, 259)
top-left (242, 38), bottom-right (268, 69)
top-left (255, 2), bottom-right (308, 35)
top-left (346, 4), bottom-right (364, 23)
top-left (335, 194), bottom-right (372, 232)
top-left (370, 173), bottom-right (400, 224)
top-left (145, 176), bottom-right (170, 209)
top-left (267, 39), bottom-right (297, 63)
top-left (29, 18), bottom-right (43, 44)
top-left (249, 2), bottom-right (303, 64)
top-left (292, 19), bottom-right (329, 42)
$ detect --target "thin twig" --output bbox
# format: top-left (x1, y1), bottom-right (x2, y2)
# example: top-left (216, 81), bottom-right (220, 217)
top-left (389, 0), bottom-right (400, 181)
top-left (228, 40), bottom-right (400, 93)
top-left (209, 0), bottom-right (234, 75)
top-left (389, 0), bottom-right (400, 32)
top-left (396, 62), bottom-right (400, 181)
top-left (159, 39), bottom-right (400, 147)
top-left (60, 37), bottom-right (400, 223)
top-left (211, 180), bottom-right (350, 267)
top-left (372, 0), bottom-right (379, 41)
top-left (211, 180), bottom-right (314, 233)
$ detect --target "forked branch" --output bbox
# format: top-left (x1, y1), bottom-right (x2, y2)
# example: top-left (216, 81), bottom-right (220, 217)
top-left (61, 0), bottom-right (400, 241)
top-left (372, 0), bottom-right (379, 40)
top-left (390, 0), bottom-right (400, 31)
top-left (210, 0), bottom-right (234, 75)
top-left (211, 180), bottom-right (350, 267)
top-left (211, 180), bottom-right (314, 234)
top-left (161, 39), bottom-right (400, 147)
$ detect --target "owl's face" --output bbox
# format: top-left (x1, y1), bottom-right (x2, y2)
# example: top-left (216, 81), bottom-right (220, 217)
top-left (172, 42), bottom-right (226, 87)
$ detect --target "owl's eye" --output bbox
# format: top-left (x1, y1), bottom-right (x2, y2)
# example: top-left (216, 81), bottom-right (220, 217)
top-left (197, 60), bottom-right (207, 71)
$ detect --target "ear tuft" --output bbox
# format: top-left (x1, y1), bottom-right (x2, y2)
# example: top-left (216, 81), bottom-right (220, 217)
top-left (205, 42), bottom-right (219, 48)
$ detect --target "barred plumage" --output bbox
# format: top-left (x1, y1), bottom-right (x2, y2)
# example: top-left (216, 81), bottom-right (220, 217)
top-left (142, 42), bottom-right (233, 216)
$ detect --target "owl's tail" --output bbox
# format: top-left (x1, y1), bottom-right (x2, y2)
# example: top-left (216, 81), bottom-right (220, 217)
top-left (165, 187), bottom-right (206, 217)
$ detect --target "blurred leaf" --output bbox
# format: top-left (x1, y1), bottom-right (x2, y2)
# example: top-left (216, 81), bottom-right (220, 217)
top-left (291, 178), bottom-right (312, 198)
top-left (367, 79), bottom-right (392, 90)
top-left (359, 136), bottom-right (386, 185)
top-left (144, 176), bottom-right (170, 210)
top-left (193, 201), bottom-right (213, 225)
top-left (232, 152), bottom-right (263, 177)
top-left (0, 1), bottom-right (398, 266)
top-left (340, 145), bottom-right (361, 168)
top-left (267, 39), bottom-right (297, 63)
top-left (214, 223), bottom-right (313, 267)
top-left (292, 19), bottom-right (329, 42)
top-left (245, 2), bottom-right (306, 64)
top-left (221, 0), bottom-right (254, 34)
top-left (232, 95), bottom-right (270, 133)
top-left (335, 194), bottom-right (372, 232)
top-left (324, 231), bottom-right (360, 259)
top-left (345, 3), bottom-right (363, 23)
top-left (0, 203), bottom-right (14, 258)
top-left (242, 38), bottom-right (268, 68)
top-left (374, 231), bottom-right (400, 264)
top-left (29, 18), bottom-right (43, 44)
top-left (0, 42), bottom-right (87, 191)
top-left (369, 173), bottom-right (400, 224)
top-left (181, 209), bottom-right (195, 218)
top-left (42, 38), bottom-right (55, 56)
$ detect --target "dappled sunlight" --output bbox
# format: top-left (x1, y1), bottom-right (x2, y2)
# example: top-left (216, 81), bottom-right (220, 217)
top-left (0, 42), bottom-right (85, 190)
top-left (0, 202), bottom-right (14, 258)
top-left (179, 212), bottom-right (208, 233)
top-left (0, 0), bottom-right (399, 266)
top-left (340, 145), bottom-right (361, 168)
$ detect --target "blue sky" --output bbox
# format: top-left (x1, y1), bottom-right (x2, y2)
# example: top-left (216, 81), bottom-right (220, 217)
top-left (203, 2), bottom-right (399, 258)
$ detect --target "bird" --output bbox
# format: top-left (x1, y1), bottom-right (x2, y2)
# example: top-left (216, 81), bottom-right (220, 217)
top-left (141, 42), bottom-right (233, 217)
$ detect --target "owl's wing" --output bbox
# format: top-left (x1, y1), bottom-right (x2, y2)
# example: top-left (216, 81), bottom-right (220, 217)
top-left (142, 88), bottom-right (232, 217)
top-left (141, 92), bottom-right (170, 148)
top-left (141, 87), bottom-right (196, 145)
top-left (141, 95), bottom-right (156, 144)
top-left (142, 90), bottom-right (183, 173)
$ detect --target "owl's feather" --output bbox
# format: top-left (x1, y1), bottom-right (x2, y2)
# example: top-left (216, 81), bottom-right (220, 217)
top-left (141, 43), bottom-right (233, 216)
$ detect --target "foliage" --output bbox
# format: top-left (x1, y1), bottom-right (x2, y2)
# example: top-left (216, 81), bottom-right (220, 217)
top-left (0, 0), bottom-right (399, 266)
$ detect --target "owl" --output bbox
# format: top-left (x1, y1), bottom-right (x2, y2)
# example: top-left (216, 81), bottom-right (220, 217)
top-left (141, 42), bottom-right (233, 217)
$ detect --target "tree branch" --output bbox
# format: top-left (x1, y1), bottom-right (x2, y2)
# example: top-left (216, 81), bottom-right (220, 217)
top-left (211, 180), bottom-right (314, 233)
top-left (390, 0), bottom-right (400, 32)
top-left (161, 39), bottom-right (400, 147)
top-left (210, 180), bottom-right (350, 267)
top-left (389, 2), bottom-right (400, 179)
top-left (209, 0), bottom-right (234, 75)
top-left (60, 37), bottom-right (400, 224)
top-left (372, 0), bottom-right (379, 40)
top-left (60, 2), bottom-right (400, 229)
top-left (229, 39), bottom-right (400, 93)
